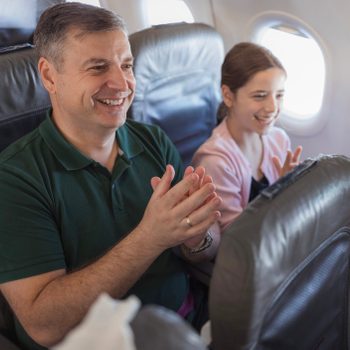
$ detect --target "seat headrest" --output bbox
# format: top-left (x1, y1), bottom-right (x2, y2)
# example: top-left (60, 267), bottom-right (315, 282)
top-left (0, 0), bottom-right (63, 47)
top-left (128, 22), bottom-right (224, 166)
top-left (0, 0), bottom-right (64, 151)
top-left (129, 22), bottom-right (223, 94)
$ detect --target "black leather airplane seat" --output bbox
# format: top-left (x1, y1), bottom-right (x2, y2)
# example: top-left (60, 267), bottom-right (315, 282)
top-left (128, 22), bottom-right (224, 167)
top-left (210, 155), bottom-right (350, 350)
top-left (0, 2), bottom-right (59, 348)
top-left (0, 0), bottom-right (59, 152)
top-left (131, 305), bottom-right (207, 350)
top-left (0, 47), bottom-right (51, 152)
top-left (0, 0), bottom-right (64, 48)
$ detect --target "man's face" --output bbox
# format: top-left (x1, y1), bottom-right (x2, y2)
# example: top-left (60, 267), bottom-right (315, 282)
top-left (45, 29), bottom-right (135, 135)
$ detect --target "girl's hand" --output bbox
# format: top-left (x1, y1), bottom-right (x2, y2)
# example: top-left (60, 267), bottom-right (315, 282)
top-left (272, 146), bottom-right (303, 177)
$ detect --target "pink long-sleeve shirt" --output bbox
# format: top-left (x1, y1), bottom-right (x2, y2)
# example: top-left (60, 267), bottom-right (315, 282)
top-left (192, 118), bottom-right (291, 233)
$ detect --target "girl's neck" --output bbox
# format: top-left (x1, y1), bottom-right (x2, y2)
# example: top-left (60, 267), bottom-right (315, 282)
top-left (226, 118), bottom-right (264, 180)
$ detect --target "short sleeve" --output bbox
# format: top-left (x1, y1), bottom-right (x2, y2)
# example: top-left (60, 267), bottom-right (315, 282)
top-left (0, 165), bottom-right (66, 283)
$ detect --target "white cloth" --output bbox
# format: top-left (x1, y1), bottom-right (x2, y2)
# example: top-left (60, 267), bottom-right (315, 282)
top-left (52, 294), bottom-right (141, 350)
top-left (200, 320), bottom-right (211, 347)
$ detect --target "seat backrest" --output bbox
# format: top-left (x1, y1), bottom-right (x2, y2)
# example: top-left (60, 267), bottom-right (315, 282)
top-left (210, 155), bottom-right (350, 350)
top-left (0, 334), bottom-right (21, 350)
top-left (128, 22), bottom-right (224, 167)
top-left (0, 294), bottom-right (16, 345)
top-left (0, 2), bottom-right (59, 349)
top-left (0, 0), bottom-right (57, 153)
top-left (0, 47), bottom-right (50, 152)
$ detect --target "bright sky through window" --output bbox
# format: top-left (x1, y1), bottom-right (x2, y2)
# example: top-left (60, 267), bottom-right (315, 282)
top-left (147, 0), bottom-right (194, 25)
top-left (260, 27), bottom-right (325, 119)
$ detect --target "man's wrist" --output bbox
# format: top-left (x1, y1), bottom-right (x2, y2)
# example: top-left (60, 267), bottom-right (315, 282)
top-left (181, 231), bottom-right (213, 254)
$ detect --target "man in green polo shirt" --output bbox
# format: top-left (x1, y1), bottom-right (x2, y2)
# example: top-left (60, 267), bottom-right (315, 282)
top-left (0, 3), bottom-right (221, 350)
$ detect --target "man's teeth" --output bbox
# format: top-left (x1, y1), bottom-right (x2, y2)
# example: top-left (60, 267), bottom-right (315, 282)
top-left (100, 98), bottom-right (123, 106)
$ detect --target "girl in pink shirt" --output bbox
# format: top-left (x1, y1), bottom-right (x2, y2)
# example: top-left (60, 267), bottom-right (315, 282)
top-left (192, 42), bottom-right (302, 234)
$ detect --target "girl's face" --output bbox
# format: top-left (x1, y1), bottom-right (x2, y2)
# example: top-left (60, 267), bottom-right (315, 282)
top-left (223, 67), bottom-right (286, 135)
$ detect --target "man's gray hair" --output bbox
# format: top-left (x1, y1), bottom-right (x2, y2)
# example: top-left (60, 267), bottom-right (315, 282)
top-left (33, 2), bottom-right (127, 69)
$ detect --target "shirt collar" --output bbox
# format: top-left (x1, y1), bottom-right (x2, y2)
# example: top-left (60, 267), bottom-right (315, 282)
top-left (39, 110), bottom-right (144, 171)
top-left (116, 121), bottom-right (144, 160)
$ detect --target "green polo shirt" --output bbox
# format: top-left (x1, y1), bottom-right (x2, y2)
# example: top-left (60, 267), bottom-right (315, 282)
top-left (0, 113), bottom-right (188, 350)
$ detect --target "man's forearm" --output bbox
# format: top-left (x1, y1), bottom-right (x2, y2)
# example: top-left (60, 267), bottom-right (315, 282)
top-left (1, 227), bottom-right (161, 347)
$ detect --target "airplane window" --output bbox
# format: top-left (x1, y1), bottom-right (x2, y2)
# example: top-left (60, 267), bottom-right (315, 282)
top-left (257, 26), bottom-right (325, 121)
top-left (146, 0), bottom-right (194, 25)
top-left (66, 0), bottom-right (100, 6)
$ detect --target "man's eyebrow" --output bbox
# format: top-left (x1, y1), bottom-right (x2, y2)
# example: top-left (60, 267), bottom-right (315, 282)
top-left (81, 58), bottom-right (108, 68)
top-left (81, 55), bottom-right (134, 68)
top-left (123, 55), bottom-right (134, 62)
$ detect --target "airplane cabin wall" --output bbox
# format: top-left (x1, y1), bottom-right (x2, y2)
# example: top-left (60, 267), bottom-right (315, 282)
top-left (212, 0), bottom-right (350, 159)
top-left (101, 0), bottom-right (147, 33)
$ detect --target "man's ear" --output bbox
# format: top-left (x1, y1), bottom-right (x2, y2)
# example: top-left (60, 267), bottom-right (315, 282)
top-left (38, 57), bottom-right (57, 94)
top-left (221, 84), bottom-right (234, 108)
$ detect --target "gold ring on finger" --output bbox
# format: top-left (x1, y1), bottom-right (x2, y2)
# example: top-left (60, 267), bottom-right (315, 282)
top-left (185, 216), bottom-right (193, 228)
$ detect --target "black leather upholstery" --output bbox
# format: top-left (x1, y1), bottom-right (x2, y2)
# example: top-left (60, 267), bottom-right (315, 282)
top-left (0, 47), bottom-right (50, 152)
top-left (210, 155), bottom-right (350, 350)
top-left (0, 1), bottom-right (59, 152)
top-left (0, 294), bottom-right (16, 347)
top-left (0, 0), bottom-right (63, 47)
top-left (131, 305), bottom-right (207, 350)
top-left (0, 2), bottom-right (58, 349)
top-left (128, 22), bottom-right (224, 166)
top-left (0, 334), bottom-right (21, 350)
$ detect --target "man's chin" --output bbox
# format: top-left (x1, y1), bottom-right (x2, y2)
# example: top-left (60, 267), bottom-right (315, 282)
top-left (106, 117), bottom-right (127, 130)
top-left (97, 109), bottom-right (127, 125)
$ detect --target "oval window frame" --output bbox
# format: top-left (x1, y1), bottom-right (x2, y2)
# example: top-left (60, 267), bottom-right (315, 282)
top-left (246, 11), bottom-right (331, 136)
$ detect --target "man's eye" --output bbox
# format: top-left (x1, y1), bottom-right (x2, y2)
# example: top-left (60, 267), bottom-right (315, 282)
top-left (253, 94), bottom-right (265, 99)
top-left (123, 64), bottom-right (133, 70)
top-left (90, 65), bottom-right (107, 72)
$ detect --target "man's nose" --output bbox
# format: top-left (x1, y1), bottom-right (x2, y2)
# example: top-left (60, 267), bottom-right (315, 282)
top-left (106, 65), bottom-right (129, 91)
